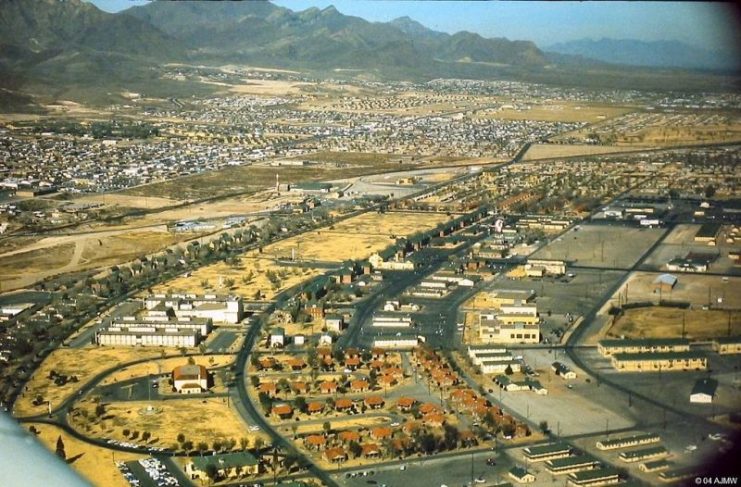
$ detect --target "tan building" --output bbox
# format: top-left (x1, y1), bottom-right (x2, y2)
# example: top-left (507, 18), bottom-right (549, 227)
top-left (597, 338), bottom-right (690, 357)
top-left (610, 352), bottom-right (707, 372)
top-left (713, 336), bottom-right (741, 355)
top-left (479, 315), bottom-right (539, 344)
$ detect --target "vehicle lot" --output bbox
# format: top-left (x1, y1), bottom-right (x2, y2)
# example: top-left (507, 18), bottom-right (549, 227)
top-left (530, 224), bottom-right (665, 269)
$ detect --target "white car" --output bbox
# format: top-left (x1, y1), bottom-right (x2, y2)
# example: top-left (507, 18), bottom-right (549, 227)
top-left (475, 477), bottom-right (486, 484)
top-left (248, 425), bottom-right (261, 432)
top-left (685, 444), bottom-right (697, 452)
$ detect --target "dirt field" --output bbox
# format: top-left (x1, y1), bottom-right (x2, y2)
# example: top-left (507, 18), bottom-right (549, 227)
top-left (607, 306), bottom-right (741, 340)
top-left (612, 272), bottom-right (741, 309)
top-left (0, 226), bottom-right (195, 291)
top-left (521, 143), bottom-right (649, 161)
top-left (530, 224), bottom-right (665, 269)
top-left (71, 398), bottom-right (264, 449)
top-left (154, 254), bottom-right (324, 300)
top-left (477, 102), bottom-right (635, 123)
top-left (73, 193), bottom-right (181, 209)
top-left (15, 347), bottom-right (179, 416)
top-left (28, 422), bottom-right (143, 487)
top-left (266, 211), bottom-right (449, 262)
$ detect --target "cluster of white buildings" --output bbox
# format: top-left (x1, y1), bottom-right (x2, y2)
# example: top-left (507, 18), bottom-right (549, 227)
top-left (95, 294), bottom-right (243, 348)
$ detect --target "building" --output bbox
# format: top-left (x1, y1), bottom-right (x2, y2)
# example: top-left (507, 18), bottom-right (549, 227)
top-left (526, 259), bottom-right (566, 276)
top-left (145, 293), bottom-right (244, 323)
top-left (185, 452), bottom-right (259, 480)
top-left (596, 433), bottom-right (661, 450)
top-left (372, 313), bottom-right (413, 328)
top-left (111, 316), bottom-right (212, 336)
top-left (610, 351), bottom-right (707, 372)
top-left (468, 347), bottom-right (521, 374)
top-left (509, 467), bottom-right (536, 483)
top-left (96, 326), bottom-right (201, 347)
top-left (618, 446), bottom-right (668, 463)
top-left (523, 443), bottom-right (572, 462)
top-left (479, 315), bottom-right (540, 345)
top-left (551, 362), bottom-right (576, 379)
top-left (324, 314), bottom-right (344, 333)
top-left (694, 223), bottom-right (721, 245)
top-left (597, 338), bottom-right (690, 357)
top-left (546, 456), bottom-right (601, 475)
top-left (653, 274), bottom-right (677, 293)
top-left (567, 468), bottom-right (620, 487)
top-left (270, 328), bottom-right (286, 348)
top-left (690, 378), bottom-right (718, 404)
top-left (373, 337), bottom-right (419, 349)
top-left (368, 253), bottom-right (414, 271)
top-left (712, 336), bottom-right (741, 355)
top-left (172, 364), bottom-right (209, 394)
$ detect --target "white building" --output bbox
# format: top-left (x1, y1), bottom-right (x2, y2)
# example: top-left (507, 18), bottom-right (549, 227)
top-left (96, 326), bottom-right (200, 347)
top-left (270, 328), bottom-right (286, 348)
top-left (172, 364), bottom-right (209, 394)
top-left (145, 293), bottom-right (244, 324)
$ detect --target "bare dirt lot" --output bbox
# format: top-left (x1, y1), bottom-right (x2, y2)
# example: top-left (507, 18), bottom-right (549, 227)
top-left (521, 143), bottom-right (650, 161)
top-left (614, 272), bottom-right (741, 310)
top-left (530, 224), bottom-right (665, 269)
top-left (0, 226), bottom-right (194, 291)
top-left (477, 102), bottom-right (636, 123)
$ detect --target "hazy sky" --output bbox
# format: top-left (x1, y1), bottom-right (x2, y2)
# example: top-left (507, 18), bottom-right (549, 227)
top-left (92, 0), bottom-right (740, 52)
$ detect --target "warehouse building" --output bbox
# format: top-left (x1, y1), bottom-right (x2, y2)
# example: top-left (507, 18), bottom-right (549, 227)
top-left (596, 433), bottom-right (660, 451)
top-left (689, 378), bottom-right (718, 404)
top-left (96, 326), bottom-right (201, 347)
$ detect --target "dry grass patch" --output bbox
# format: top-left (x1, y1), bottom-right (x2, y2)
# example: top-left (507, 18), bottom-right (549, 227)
top-left (101, 355), bottom-right (234, 385)
top-left (477, 103), bottom-right (635, 123)
top-left (29, 422), bottom-right (144, 487)
top-left (154, 254), bottom-right (324, 300)
top-left (73, 398), bottom-right (264, 449)
top-left (15, 347), bottom-right (179, 416)
top-left (266, 212), bottom-right (449, 262)
top-left (608, 306), bottom-right (741, 340)
top-left (522, 143), bottom-right (649, 160)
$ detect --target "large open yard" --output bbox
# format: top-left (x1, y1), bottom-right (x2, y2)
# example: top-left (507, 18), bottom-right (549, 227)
top-left (14, 347), bottom-right (179, 417)
top-left (530, 224), bottom-right (665, 269)
top-left (521, 143), bottom-right (648, 161)
top-left (70, 397), bottom-right (264, 449)
top-left (266, 211), bottom-right (450, 262)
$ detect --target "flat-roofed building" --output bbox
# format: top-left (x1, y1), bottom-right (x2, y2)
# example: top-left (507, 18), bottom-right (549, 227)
top-left (145, 293), bottom-right (244, 323)
top-left (96, 326), bottom-right (201, 347)
top-left (598, 338), bottom-right (690, 357)
top-left (112, 316), bottom-right (212, 336)
top-left (526, 259), bottom-right (566, 276)
top-left (567, 467), bottom-right (620, 487)
top-left (373, 337), bottom-right (419, 349)
top-left (639, 459), bottom-right (672, 473)
top-left (552, 361), bottom-right (577, 379)
top-left (713, 336), bottom-right (741, 355)
top-left (596, 433), bottom-right (660, 451)
top-left (618, 446), bottom-right (668, 463)
top-left (372, 313), bottom-right (413, 328)
top-left (546, 456), bottom-right (601, 475)
top-left (480, 316), bottom-right (539, 344)
top-left (610, 351), bottom-right (707, 372)
top-left (523, 443), bottom-right (572, 462)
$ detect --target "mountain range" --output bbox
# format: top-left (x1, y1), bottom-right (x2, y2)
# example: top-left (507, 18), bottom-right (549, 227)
top-left (546, 38), bottom-right (739, 72)
top-left (0, 0), bottom-right (738, 109)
